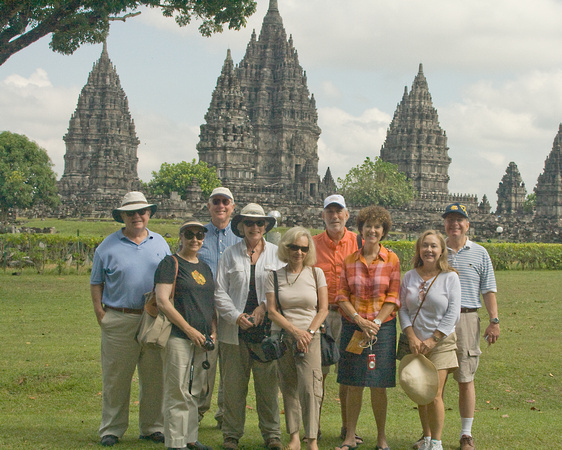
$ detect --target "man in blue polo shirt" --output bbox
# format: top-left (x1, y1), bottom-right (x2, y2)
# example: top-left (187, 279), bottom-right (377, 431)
top-left (90, 192), bottom-right (170, 447)
top-left (198, 187), bottom-right (242, 428)
top-left (444, 202), bottom-right (500, 450)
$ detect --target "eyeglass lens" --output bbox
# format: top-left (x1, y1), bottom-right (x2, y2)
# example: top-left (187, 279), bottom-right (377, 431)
top-left (184, 230), bottom-right (205, 240)
top-left (212, 198), bottom-right (231, 206)
top-left (125, 208), bottom-right (149, 217)
top-left (287, 244), bottom-right (309, 253)
top-left (243, 220), bottom-right (265, 227)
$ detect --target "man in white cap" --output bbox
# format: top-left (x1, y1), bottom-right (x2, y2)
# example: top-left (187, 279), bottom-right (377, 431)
top-left (90, 192), bottom-right (171, 447)
top-left (312, 194), bottom-right (362, 443)
top-left (198, 187), bottom-right (242, 427)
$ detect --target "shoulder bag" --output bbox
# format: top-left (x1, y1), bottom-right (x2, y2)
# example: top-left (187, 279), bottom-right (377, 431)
top-left (311, 267), bottom-right (340, 366)
top-left (136, 255), bottom-right (178, 349)
top-left (396, 273), bottom-right (439, 360)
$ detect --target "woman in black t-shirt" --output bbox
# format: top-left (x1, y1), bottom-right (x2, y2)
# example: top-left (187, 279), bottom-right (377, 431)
top-left (155, 220), bottom-right (215, 450)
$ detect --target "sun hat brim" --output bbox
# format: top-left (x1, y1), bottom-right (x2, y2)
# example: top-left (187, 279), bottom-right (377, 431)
top-left (231, 203), bottom-right (276, 238)
top-left (398, 353), bottom-right (439, 405)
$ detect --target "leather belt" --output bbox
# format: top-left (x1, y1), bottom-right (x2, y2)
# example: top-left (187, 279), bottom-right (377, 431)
top-left (461, 308), bottom-right (478, 313)
top-left (104, 305), bottom-right (143, 315)
top-left (328, 304), bottom-right (340, 311)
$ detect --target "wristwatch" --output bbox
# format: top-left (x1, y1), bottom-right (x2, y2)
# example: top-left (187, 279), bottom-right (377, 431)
top-left (374, 318), bottom-right (382, 326)
top-left (431, 334), bottom-right (441, 342)
top-left (307, 328), bottom-right (315, 335)
top-left (490, 317), bottom-right (500, 324)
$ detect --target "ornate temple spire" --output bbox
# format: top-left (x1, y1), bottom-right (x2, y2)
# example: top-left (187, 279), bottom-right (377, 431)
top-left (380, 63), bottom-right (451, 197)
top-left (197, 49), bottom-right (256, 189)
top-left (534, 124), bottom-right (562, 219)
top-left (199, 0), bottom-right (322, 200)
top-left (59, 42), bottom-right (140, 207)
top-left (496, 162), bottom-right (527, 214)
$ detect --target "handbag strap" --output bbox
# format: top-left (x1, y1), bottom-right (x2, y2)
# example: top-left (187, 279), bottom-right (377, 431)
top-left (273, 270), bottom-right (284, 316)
top-left (411, 272), bottom-right (439, 327)
top-left (170, 255), bottom-right (179, 301)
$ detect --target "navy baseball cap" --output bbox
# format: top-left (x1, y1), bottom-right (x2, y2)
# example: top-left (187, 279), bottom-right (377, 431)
top-left (442, 202), bottom-right (469, 219)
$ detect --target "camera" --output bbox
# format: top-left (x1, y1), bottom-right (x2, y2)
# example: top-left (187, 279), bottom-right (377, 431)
top-left (293, 341), bottom-right (305, 358)
top-left (247, 316), bottom-right (255, 325)
top-left (261, 334), bottom-right (287, 362)
top-left (203, 335), bottom-right (215, 352)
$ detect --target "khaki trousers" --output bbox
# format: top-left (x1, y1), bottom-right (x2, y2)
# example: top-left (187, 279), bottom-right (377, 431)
top-left (99, 309), bottom-right (164, 438)
top-left (278, 334), bottom-right (323, 439)
top-left (219, 340), bottom-right (281, 441)
top-left (164, 336), bottom-right (209, 447)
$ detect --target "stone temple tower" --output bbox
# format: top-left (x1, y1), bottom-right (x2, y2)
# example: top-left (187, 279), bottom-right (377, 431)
top-left (496, 162), bottom-right (527, 215)
top-left (198, 0), bottom-right (322, 202)
top-left (197, 49), bottom-right (257, 190)
top-left (59, 42), bottom-right (140, 211)
top-left (534, 124), bottom-right (562, 220)
top-left (380, 64), bottom-right (451, 199)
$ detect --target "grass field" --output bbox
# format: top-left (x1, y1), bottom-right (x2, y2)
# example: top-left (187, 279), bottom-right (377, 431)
top-left (0, 271), bottom-right (560, 449)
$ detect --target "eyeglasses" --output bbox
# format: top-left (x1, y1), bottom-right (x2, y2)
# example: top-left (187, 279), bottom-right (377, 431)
top-left (183, 230), bottom-right (206, 240)
top-left (212, 198), bottom-right (231, 206)
top-left (125, 208), bottom-right (149, 217)
top-left (287, 244), bottom-right (309, 253)
top-left (243, 219), bottom-right (265, 227)
top-left (419, 281), bottom-right (427, 301)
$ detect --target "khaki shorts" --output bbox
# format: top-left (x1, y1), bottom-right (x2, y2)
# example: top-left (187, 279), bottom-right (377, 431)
top-left (427, 332), bottom-right (458, 372)
top-left (322, 309), bottom-right (342, 375)
top-left (453, 312), bottom-right (482, 383)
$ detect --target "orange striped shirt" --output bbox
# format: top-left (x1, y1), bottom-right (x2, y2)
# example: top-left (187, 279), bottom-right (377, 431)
top-left (336, 245), bottom-right (401, 322)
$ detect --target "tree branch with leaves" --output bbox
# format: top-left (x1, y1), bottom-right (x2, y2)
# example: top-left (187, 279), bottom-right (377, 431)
top-left (0, 0), bottom-right (257, 66)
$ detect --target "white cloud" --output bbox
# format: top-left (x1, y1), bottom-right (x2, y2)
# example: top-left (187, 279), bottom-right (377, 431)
top-left (317, 107), bottom-right (391, 182)
top-left (0, 69), bottom-right (79, 178)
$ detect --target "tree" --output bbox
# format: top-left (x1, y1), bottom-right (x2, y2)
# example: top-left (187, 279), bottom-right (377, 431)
top-left (146, 159), bottom-right (221, 199)
top-left (0, 131), bottom-right (60, 221)
top-left (523, 193), bottom-right (536, 214)
top-left (338, 156), bottom-right (415, 208)
top-left (0, 0), bottom-right (257, 66)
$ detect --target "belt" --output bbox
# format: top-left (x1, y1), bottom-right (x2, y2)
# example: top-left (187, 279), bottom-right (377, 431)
top-left (328, 304), bottom-right (340, 311)
top-left (461, 308), bottom-right (478, 313)
top-left (104, 305), bottom-right (144, 315)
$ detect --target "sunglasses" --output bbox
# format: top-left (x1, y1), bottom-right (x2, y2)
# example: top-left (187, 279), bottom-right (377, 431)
top-left (125, 208), bottom-right (149, 217)
top-left (212, 198), bottom-right (231, 206)
top-left (243, 219), bottom-right (265, 227)
top-left (287, 244), bottom-right (309, 253)
top-left (183, 230), bottom-right (206, 240)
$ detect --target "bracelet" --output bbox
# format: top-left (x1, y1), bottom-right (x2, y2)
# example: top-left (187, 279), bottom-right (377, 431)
top-left (431, 334), bottom-right (441, 342)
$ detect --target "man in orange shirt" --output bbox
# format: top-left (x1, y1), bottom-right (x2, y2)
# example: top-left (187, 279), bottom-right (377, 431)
top-left (313, 194), bottom-right (362, 444)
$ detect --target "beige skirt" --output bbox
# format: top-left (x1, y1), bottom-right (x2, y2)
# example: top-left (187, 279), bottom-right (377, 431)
top-left (427, 332), bottom-right (458, 372)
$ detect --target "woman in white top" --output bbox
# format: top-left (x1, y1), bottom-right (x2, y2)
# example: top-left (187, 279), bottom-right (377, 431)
top-left (399, 230), bottom-right (461, 450)
top-left (214, 203), bottom-right (285, 450)
top-left (266, 227), bottom-right (329, 450)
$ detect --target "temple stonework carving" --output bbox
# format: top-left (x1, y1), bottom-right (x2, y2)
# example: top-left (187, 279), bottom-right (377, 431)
top-left (496, 162), bottom-right (527, 215)
top-left (58, 42), bottom-right (140, 213)
top-left (535, 124), bottom-right (562, 220)
top-left (198, 0), bottom-right (332, 204)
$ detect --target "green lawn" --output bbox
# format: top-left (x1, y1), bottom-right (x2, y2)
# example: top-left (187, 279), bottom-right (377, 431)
top-left (0, 271), bottom-right (560, 449)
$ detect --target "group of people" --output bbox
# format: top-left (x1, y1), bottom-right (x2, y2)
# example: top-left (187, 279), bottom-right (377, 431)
top-left (90, 189), bottom-right (500, 450)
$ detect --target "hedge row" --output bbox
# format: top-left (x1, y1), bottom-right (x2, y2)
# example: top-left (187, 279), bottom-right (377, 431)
top-left (1, 234), bottom-right (561, 273)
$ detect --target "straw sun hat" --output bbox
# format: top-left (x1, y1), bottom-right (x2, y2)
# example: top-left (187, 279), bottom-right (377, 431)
top-left (398, 354), bottom-right (439, 405)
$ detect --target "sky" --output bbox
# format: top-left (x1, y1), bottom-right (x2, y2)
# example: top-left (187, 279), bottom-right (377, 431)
top-left (2, 0), bottom-right (562, 207)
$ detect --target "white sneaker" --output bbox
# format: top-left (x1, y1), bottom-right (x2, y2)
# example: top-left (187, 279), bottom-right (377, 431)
top-left (430, 440), bottom-right (443, 450)
top-left (419, 437), bottom-right (432, 450)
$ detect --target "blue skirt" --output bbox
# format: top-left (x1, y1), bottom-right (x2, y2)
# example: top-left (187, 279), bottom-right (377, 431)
top-left (337, 317), bottom-right (397, 388)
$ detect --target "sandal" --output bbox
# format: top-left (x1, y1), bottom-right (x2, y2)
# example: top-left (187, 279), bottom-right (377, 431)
top-left (339, 427), bottom-right (363, 445)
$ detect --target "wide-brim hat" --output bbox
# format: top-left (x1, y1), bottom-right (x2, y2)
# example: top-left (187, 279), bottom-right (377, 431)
top-left (179, 220), bottom-right (208, 234)
top-left (231, 203), bottom-right (276, 238)
top-left (399, 354), bottom-right (439, 405)
top-left (112, 191), bottom-right (157, 223)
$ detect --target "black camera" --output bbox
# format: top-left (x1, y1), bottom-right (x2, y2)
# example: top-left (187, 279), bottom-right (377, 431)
top-left (261, 334), bottom-right (287, 362)
top-left (203, 335), bottom-right (215, 352)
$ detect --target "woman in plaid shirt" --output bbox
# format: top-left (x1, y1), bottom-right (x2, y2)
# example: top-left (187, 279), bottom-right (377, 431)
top-left (335, 206), bottom-right (401, 450)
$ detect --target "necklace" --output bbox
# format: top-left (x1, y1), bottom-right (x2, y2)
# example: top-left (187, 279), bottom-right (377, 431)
top-left (285, 266), bottom-right (304, 286)
top-left (245, 239), bottom-right (262, 263)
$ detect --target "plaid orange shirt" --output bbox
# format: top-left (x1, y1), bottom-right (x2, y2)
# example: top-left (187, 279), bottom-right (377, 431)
top-left (336, 245), bottom-right (401, 322)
